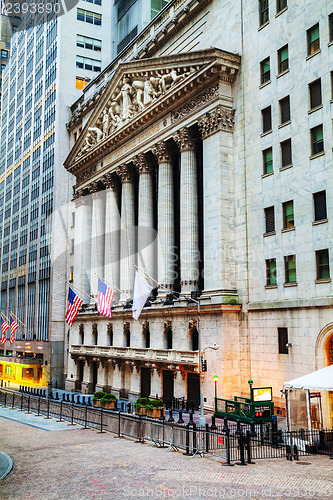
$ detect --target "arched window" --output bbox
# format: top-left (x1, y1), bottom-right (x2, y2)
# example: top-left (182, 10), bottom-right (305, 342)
top-left (328, 337), bottom-right (333, 365)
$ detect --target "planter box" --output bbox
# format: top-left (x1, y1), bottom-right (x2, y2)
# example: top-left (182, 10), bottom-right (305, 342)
top-left (135, 406), bottom-right (147, 416)
top-left (93, 400), bottom-right (102, 408)
top-left (147, 408), bottom-right (164, 418)
top-left (102, 401), bottom-right (117, 410)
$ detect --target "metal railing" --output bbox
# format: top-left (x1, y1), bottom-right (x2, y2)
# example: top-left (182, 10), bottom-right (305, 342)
top-left (1, 388), bottom-right (332, 464)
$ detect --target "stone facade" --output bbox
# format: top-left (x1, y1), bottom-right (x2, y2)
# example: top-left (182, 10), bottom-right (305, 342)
top-left (64, 0), bottom-right (333, 427)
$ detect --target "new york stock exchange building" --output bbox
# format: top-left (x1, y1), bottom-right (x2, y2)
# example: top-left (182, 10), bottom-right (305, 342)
top-left (63, 0), bottom-right (333, 426)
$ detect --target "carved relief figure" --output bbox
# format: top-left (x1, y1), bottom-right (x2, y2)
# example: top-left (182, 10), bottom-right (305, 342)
top-left (115, 76), bottom-right (134, 121)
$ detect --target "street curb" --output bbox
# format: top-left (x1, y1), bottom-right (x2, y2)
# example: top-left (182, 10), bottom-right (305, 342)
top-left (0, 452), bottom-right (13, 480)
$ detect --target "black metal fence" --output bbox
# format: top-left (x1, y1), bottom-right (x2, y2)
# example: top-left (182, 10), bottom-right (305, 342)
top-left (1, 388), bottom-right (332, 464)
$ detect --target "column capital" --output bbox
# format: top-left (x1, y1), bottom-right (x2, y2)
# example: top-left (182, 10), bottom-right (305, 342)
top-left (198, 105), bottom-right (235, 139)
top-left (116, 164), bottom-right (133, 183)
top-left (152, 141), bottom-right (170, 163)
top-left (74, 190), bottom-right (90, 206)
top-left (101, 172), bottom-right (118, 190)
top-left (132, 153), bottom-right (152, 174)
top-left (173, 127), bottom-right (195, 152)
top-left (87, 181), bottom-right (99, 194)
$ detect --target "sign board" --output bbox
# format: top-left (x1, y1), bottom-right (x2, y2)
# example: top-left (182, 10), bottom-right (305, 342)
top-left (252, 387), bottom-right (272, 402)
top-left (218, 436), bottom-right (224, 445)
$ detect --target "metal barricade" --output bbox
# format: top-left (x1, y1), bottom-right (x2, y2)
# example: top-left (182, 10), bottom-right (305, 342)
top-left (199, 427), bottom-right (230, 463)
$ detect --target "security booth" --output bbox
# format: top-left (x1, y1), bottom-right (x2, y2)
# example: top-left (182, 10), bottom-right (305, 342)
top-left (214, 385), bottom-right (274, 423)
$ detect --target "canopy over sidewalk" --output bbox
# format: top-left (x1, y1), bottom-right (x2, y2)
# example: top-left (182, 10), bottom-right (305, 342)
top-left (284, 365), bottom-right (333, 391)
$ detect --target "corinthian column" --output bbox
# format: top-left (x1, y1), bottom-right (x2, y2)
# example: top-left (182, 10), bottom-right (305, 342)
top-left (74, 191), bottom-right (92, 303)
top-left (89, 182), bottom-right (105, 300)
top-left (173, 127), bottom-right (199, 293)
top-left (133, 153), bottom-right (155, 282)
top-left (117, 165), bottom-right (136, 301)
top-left (152, 142), bottom-right (175, 289)
top-left (102, 173), bottom-right (120, 298)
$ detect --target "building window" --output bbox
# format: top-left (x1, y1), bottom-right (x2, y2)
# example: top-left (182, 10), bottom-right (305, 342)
top-left (1, 49), bottom-right (8, 59)
top-left (259, 0), bottom-right (269, 26)
top-left (84, 0), bottom-right (102, 4)
top-left (266, 258), bottom-right (277, 285)
top-left (260, 57), bottom-right (270, 84)
top-left (262, 106), bottom-right (272, 133)
top-left (284, 255), bottom-right (297, 283)
top-left (278, 328), bottom-right (289, 354)
top-left (76, 76), bottom-right (90, 89)
top-left (316, 249), bottom-right (330, 280)
top-left (151, 0), bottom-right (169, 20)
top-left (277, 0), bottom-right (287, 13)
top-left (278, 45), bottom-right (289, 74)
top-left (264, 206), bottom-right (275, 234)
top-left (307, 23), bottom-right (320, 55)
top-left (309, 79), bottom-right (322, 110)
top-left (77, 34), bottom-right (102, 51)
top-left (76, 56), bottom-right (101, 72)
top-left (279, 96), bottom-right (290, 124)
top-left (263, 147), bottom-right (273, 174)
top-left (281, 138), bottom-right (292, 167)
top-left (313, 191), bottom-right (327, 221)
top-left (77, 8), bottom-right (102, 25)
top-left (329, 13), bottom-right (333, 42)
top-left (311, 125), bottom-right (324, 155)
top-left (282, 200), bottom-right (294, 229)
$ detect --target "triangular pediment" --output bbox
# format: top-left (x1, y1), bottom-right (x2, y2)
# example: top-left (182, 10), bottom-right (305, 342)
top-left (64, 48), bottom-right (240, 175)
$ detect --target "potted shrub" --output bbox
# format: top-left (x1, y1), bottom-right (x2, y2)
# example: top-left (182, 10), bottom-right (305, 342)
top-left (146, 399), bottom-right (164, 418)
top-left (92, 391), bottom-right (106, 408)
top-left (135, 397), bottom-right (150, 416)
top-left (101, 393), bottom-right (117, 410)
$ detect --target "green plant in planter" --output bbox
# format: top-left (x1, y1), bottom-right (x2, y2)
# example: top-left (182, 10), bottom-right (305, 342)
top-left (134, 397), bottom-right (150, 408)
top-left (150, 399), bottom-right (164, 408)
top-left (92, 391), bottom-right (106, 402)
top-left (100, 393), bottom-right (117, 403)
top-left (145, 404), bottom-right (154, 410)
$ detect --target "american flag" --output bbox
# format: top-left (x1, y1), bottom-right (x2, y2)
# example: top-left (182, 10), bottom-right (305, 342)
top-left (65, 287), bottom-right (83, 327)
top-left (97, 278), bottom-right (115, 318)
top-left (1, 317), bottom-right (9, 344)
top-left (10, 315), bottom-right (19, 344)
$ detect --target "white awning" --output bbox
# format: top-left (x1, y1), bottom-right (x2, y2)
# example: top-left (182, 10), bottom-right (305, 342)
top-left (284, 365), bottom-right (333, 391)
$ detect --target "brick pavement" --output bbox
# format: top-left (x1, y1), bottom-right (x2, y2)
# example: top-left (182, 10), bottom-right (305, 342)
top-left (0, 416), bottom-right (333, 500)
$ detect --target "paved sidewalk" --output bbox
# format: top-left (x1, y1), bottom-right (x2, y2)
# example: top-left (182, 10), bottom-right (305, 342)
top-left (0, 405), bottom-right (82, 432)
top-left (0, 413), bottom-right (332, 499)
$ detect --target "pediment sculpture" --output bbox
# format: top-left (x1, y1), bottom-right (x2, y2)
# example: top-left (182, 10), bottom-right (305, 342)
top-left (76, 67), bottom-right (190, 159)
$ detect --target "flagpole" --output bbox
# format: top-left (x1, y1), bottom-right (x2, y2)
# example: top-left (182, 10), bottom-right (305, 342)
top-left (132, 264), bottom-right (169, 293)
top-left (9, 311), bottom-right (35, 337)
top-left (1, 311), bottom-right (10, 324)
top-left (65, 281), bottom-right (92, 300)
top-left (94, 272), bottom-right (131, 299)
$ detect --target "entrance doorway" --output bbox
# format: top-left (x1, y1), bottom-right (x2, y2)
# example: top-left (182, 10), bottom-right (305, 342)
top-left (162, 370), bottom-right (174, 402)
top-left (140, 368), bottom-right (151, 398)
top-left (187, 373), bottom-right (200, 409)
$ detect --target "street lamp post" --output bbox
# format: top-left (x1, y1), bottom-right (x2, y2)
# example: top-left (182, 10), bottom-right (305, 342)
top-left (213, 375), bottom-right (219, 406)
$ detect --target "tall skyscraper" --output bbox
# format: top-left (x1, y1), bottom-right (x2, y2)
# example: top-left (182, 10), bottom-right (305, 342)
top-left (0, 1), bottom-right (113, 387)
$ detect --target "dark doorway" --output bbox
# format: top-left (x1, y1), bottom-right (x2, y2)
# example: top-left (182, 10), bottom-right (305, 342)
top-left (187, 373), bottom-right (200, 409)
top-left (78, 360), bottom-right (84, 383)
top-left (92, 362), bottom-right (98, 393)
top-left (162, 370), bottom-right (174, 402)
top-left (140, 367), bottom-right (151, 398)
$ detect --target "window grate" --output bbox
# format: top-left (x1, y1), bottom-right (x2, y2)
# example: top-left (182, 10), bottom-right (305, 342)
top-left (281, 139), bottom-right (292, 166)
top-left (265, 206), bottom-right (275, 233)
top-left (309, 79), bottom-right (322, 109)
top-left (313, 191), bottom-right (327, 221)
top-left (262, 106), bottom-right (272, 133)
top-left (279, 96), bottom-right (290, 124)
top-left (278, 328), bottom-right (289, 354)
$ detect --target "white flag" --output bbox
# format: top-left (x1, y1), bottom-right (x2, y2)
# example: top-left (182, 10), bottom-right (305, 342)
top-left (132, 271), bottom-right (153, 320)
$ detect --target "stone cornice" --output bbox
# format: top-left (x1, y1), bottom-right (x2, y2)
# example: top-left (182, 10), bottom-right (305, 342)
top-left (198, 105), bottom-right (235, 138)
